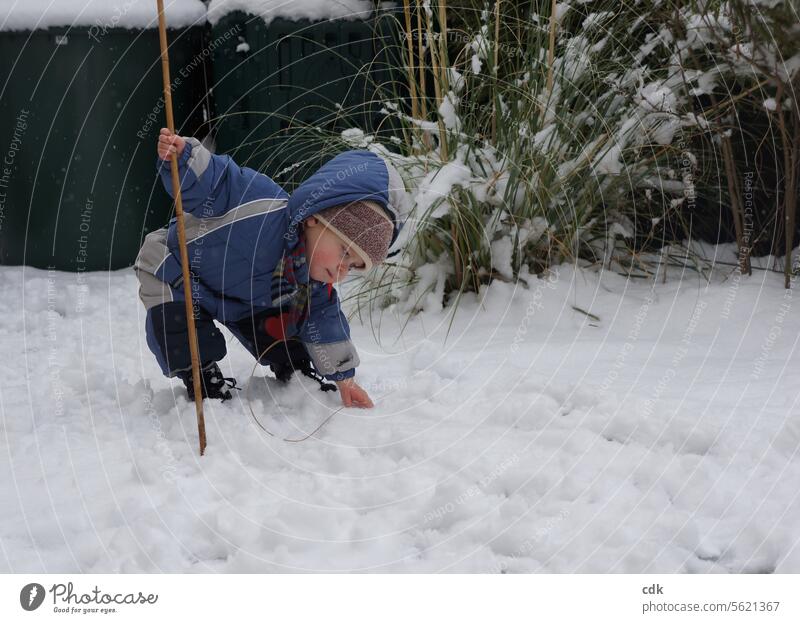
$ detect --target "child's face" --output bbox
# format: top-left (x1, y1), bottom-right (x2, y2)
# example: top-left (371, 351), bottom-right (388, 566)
top-left (303, 216), bottom-right (366, 284)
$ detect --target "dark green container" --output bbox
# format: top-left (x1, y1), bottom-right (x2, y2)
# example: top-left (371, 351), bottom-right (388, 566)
top-left (209, 10), bottom-right (404, 188)
top-left (0, 25), bottom-right (209, 271)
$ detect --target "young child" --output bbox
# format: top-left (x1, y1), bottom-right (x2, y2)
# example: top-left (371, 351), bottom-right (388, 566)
top-left (134, 129), bottom-right (409, 408)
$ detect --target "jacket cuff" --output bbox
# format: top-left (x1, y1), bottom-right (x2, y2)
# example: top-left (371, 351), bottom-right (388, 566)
top-left (303, 338), bottom-right (360, 378)
top-left (324, 368), bottom-right (356, 382)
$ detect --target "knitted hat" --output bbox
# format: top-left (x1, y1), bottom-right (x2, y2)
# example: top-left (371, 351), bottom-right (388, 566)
top-left (314, 200), bottom-right (394, 271)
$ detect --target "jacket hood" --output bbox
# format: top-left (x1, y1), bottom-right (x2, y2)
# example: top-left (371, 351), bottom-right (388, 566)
top-left (285, 150), bottom-right (410, 250)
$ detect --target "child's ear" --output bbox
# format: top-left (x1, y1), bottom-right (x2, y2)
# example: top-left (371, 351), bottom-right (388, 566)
top-left (304, 216), bottom-right (320, 228)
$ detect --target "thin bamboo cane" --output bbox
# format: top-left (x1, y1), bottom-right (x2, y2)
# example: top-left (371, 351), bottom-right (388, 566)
top-left (492, 0), bottom-right (501, 145)
top-left (425, 4), bottom-right (448, 160)
top-left (402, 0), bottom-right (420, 151)
top-left (437, 0), bottom-right (450, 94)
top-left (721, 136), bottom-right (748, 274)
top-left (427, 2), bottom-right (462, 287)
top-left (415, 1), bottom-right (433, 152)
top-left (546, 0), bottom-right (558, 94)
top-left (416, 0), bottom-right (429, 121)
top-left (776, 82), bottom-right (799, 288)
top-left (156, 0), bottom-right (206, 455)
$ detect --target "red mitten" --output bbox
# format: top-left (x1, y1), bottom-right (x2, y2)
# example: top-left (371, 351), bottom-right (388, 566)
top-left (264, 313), bottom-right (289, 341)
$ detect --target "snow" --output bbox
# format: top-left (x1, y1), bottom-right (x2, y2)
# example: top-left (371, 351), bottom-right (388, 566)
top-left (0, 0), bottom-right (206, 31)
top-left (638, 82), bottom-right (678, 114)
top-left (490, 237), bottom-right (515, 281)
top-left (470, 54), bottom-right (482, 75)
top-left (468, 25), bottom-right (490, 74)
top-left (594, 143), bottom-right (623, 175)
top-left (437, 91), bottom-right (461, 132)
top-left (447, 68), bottom-right (465, 94)
top-left (414, 150), bottom-right (473, 219)
top-left (207, 0), bottom-right (373, 26)
top-left (581, 11), bottom-right (612, 31)
top-left (0, 0), bottom-right (377, 30)
top-left (686, 68), bottom-right (719, 97)
top-left (533, 124), bottom-right (559, 151)
top-left (2, 250), bottom-right (800, 572)
top-left (341, 127), bottom-right (374, 148)
top-left (554, 3), bottom-right (570, 24)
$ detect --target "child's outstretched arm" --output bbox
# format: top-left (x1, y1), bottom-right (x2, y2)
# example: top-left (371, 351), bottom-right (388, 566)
top-left (300, 284), bottom-right (374, 409)
top-left (155, 128), bottom-right (286, 216)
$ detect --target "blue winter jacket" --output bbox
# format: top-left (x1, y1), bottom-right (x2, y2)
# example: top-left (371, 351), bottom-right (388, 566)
top-left (143, 138), bottom-right (408, 380)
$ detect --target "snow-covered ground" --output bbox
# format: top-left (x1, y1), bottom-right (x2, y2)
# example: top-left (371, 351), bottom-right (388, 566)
top-left (2, 250), bottom-right (799, 572)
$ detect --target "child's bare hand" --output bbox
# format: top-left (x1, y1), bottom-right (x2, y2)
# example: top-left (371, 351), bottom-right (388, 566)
top-left (157, 128), bottom-right (186, 160)
top-left (335, 378), bottom-right (374, 408)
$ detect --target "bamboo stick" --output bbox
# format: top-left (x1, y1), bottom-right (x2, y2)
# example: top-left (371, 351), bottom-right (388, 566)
top-left (402, 0), bottom-right (420, 150)
top-left (156, 0), bottom-right (207, 455)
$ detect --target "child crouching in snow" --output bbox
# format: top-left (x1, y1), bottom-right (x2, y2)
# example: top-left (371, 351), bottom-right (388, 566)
top-left (134, 128), bottom-right (409, 408)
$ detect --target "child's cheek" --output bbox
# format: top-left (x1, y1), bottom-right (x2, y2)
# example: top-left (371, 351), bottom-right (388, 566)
top-left (318, 248), bottom-right (339, 267)
top-left (309, 249), bottom-right (337, 277)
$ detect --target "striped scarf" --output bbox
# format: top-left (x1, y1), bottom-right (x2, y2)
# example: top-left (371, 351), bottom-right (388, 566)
top-left (268, 237), bottom-right (310, 337)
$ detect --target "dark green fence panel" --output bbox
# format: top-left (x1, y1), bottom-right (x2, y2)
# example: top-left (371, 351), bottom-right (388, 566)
top-left (0, 25), bottom-right (209, 271)
top-left (209, 10), bottom-right (404, 188)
